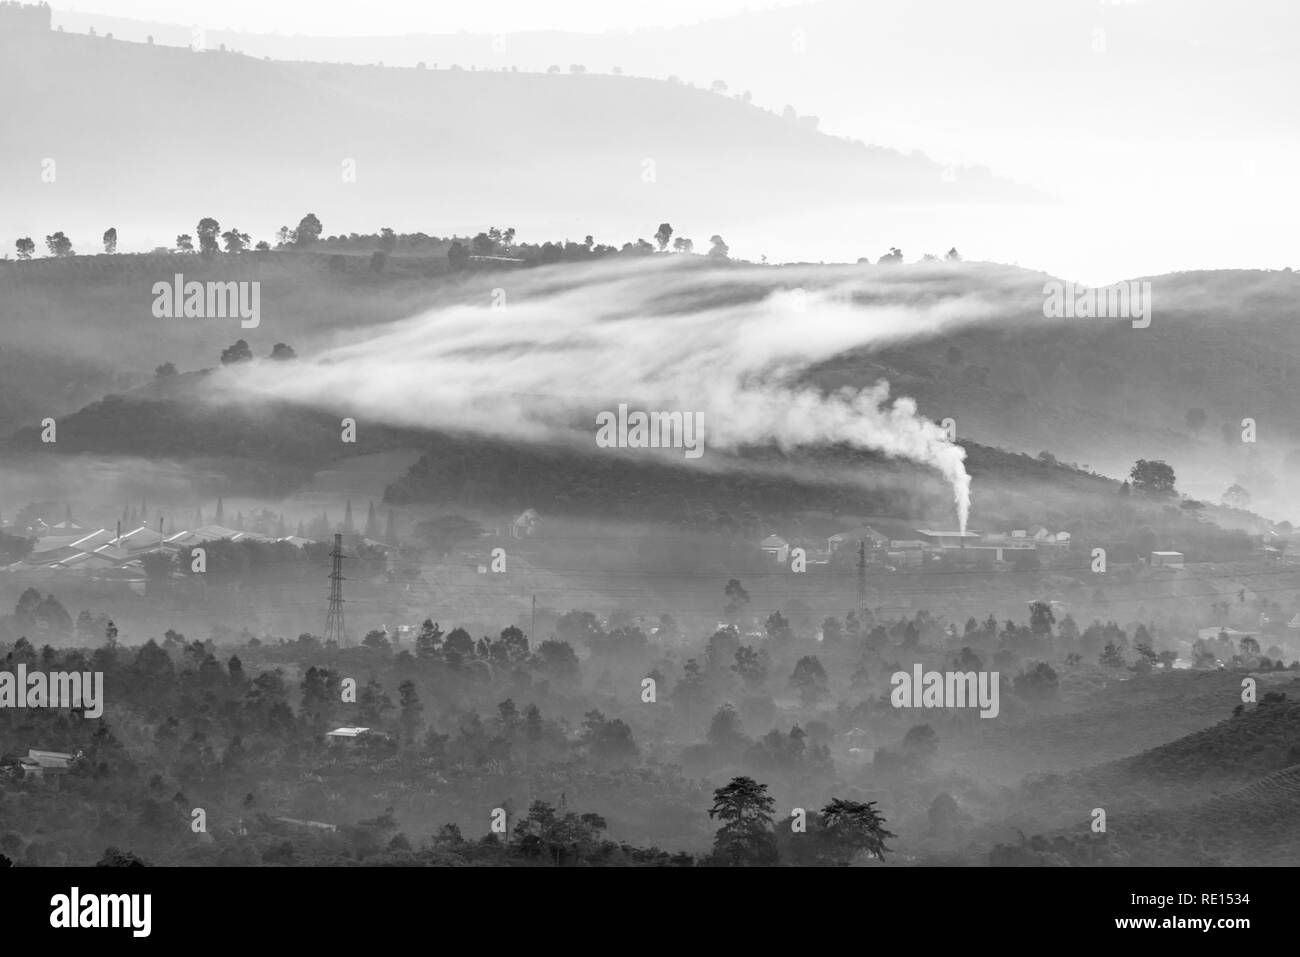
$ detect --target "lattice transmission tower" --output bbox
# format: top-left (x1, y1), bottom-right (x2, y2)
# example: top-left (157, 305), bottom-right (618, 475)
top-left (324, 532), bottom-right (348, 646)
top-left (857, 540), bottom-right (867, 623)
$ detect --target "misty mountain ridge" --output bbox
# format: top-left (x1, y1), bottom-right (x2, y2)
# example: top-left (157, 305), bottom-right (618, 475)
top-left (0, 22), bottom-right (1030, 268)
top-left (5, 246), bottom-right (1298, 521)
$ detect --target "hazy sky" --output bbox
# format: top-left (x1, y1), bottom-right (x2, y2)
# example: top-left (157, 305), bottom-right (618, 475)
top-left (55, 0), bottom-right (762, 33)
top-left (40, 0), bottom-right (1300, 284)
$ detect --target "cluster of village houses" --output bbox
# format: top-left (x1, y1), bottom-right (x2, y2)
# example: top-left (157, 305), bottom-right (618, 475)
top-left (0, 507), bottom-right (545, 593)
top-left (760, 525), bottom-right (1300, 648)
top-left (0, 518), bottom-right (328, 592)
top-left (2, 731), bottom-right (390, 789)
top-left (761, 520), bottom-right (1300, 575)
top-left (759, 524), bottom-right (1077, 569)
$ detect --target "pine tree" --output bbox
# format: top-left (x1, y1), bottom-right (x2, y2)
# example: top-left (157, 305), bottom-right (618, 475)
top-left (708, 776), bottom-right (778, 866)
top-left (343, 499), bottom-right (354, 533)
top-left (817, 798), bottom-right (896, 864)
top-left (215, 497), bottom-right (225, 524)
top-left (385, 508), bottom-right (397, 544)
top-left (364, 501), bottom-right (379, 538)
top-left (308, 511), bottom-right (330, 539)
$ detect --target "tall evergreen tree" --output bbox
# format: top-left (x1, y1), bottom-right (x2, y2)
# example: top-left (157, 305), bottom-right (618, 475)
top-left (708, 776), bottom-right (779, 866)
top-left (307, 511), bottom-right (330, 539)
top-left (814, 799), bottom-right (895, 865)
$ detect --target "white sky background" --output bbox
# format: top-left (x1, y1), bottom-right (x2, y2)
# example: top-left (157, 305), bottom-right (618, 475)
top-left (54, 0), bottom-right (759, 33)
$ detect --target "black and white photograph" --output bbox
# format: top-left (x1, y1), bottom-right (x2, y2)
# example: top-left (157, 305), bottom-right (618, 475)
top-left (0, 0), bottom-right (1293, 935)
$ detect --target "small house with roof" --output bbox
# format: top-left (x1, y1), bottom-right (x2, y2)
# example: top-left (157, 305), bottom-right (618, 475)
top-left (760, 534), bottom-right (790, 564)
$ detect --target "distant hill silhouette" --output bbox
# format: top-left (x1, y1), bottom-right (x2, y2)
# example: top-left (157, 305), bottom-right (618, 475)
top-left (0, 24), bottom-right (1029, 264)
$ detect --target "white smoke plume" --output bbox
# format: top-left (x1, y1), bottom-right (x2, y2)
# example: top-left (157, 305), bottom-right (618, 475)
top-left (213, 257), bottom-right (999, 530)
